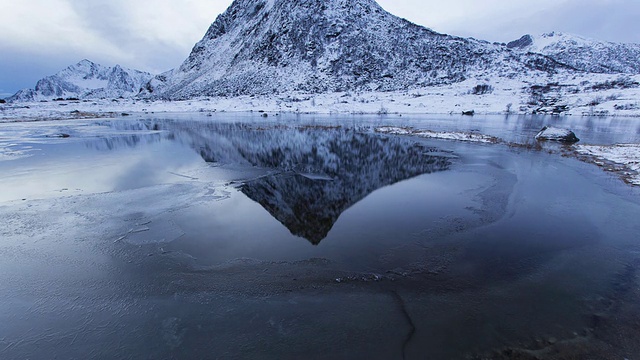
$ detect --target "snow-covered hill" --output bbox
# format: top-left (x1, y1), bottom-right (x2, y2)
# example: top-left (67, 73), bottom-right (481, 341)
top-left (8, 60), bottom-right (153, 102)
top-left (508, 32), bottom-right (640, 74)
top-left (142, 0), bottom-right (565, 99)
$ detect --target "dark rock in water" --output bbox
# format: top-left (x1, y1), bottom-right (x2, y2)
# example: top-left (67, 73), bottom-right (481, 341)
top-left (535, 126), bottom-right (580, 143)
top-left (47, 133), bottom-right (71, 138)
top-left (261, 113), bottom-right (268, 118)
top-left (462, 110), bottom-right (475, 116)
top-left (0, 99), bottom-right (6, 104)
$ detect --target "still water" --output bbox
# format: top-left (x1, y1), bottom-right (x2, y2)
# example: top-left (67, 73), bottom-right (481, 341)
top-left (1, 114), bottom-right (639, 359)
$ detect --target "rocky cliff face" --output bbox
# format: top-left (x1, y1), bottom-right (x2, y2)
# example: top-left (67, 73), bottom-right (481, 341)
top-left (8, 60), bottom-right (153, 102)
top-left (508, 32), bottom-right (640, 74)
top-left (143, 0), bottom-right (565, 99)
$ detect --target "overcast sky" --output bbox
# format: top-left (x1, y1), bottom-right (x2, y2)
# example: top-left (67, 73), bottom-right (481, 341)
top-left (1, 0), bottom-right (639, 97)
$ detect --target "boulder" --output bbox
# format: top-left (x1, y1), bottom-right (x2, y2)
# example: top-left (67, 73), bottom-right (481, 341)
top-left (535, 126), bottom-right (580, 143)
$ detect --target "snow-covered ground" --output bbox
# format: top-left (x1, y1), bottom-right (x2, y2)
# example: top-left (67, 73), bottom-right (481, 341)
top-left (574, 144), bottom-right (640, 185)
top-left (3, 72), bottom-right (640, 122)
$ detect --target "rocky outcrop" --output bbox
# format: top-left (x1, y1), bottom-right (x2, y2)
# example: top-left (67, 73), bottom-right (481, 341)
top-left (535, 126), bottom-right (580, 143)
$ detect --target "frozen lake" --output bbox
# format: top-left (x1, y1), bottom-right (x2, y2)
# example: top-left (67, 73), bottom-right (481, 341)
top-left (1, 114), bottom-right (640, 359)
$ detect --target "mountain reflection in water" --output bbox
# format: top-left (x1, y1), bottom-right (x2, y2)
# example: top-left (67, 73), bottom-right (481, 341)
top-left (90, 120), bottom-right (452, 244)
top-left (235, 128), bottom-right (451, 244)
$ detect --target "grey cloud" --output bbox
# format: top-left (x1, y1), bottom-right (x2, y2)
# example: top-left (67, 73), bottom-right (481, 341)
top-left (441, 0), bottom-right (640, 43)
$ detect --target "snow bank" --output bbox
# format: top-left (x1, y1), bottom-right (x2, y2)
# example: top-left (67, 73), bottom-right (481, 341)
top-left (375, 126), bottom-right (501, 144)
top-left (575, 144), bottom-right (640, 185)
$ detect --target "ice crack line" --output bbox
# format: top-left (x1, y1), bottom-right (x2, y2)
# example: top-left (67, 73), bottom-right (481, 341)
top-left (391, 290), bottom-right (416, 360)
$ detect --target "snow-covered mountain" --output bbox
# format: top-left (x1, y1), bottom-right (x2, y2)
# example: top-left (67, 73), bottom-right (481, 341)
top-left (8, 1), bottom-right (640, 106)
top-left (8, 60), bottom-right (153, 102)
top-left (142, 0), bottom-right (565, 99)
top-left (507, 32), bottom-right (640, 74)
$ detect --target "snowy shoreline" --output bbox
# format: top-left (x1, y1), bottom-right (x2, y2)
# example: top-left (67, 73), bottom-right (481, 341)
top-left (375, 126), bottom-right (640, 187)
top-left (573, 144), bottom-right (640, 186)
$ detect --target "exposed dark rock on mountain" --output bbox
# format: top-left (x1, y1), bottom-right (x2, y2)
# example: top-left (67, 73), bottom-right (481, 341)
top-left (507, 35), bottom-right (534, 49)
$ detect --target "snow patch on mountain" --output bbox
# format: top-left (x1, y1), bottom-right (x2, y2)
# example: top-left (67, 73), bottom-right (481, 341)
top-left (508, 32), bottom-right (640, 74)
top-left (8, 60), bottom-right (153, 102)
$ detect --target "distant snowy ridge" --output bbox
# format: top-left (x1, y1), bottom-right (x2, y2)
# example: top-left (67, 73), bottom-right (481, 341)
top-left (8, 60), bottom-right (153, 102)
top-left (508, 32), bottom-right (640, 74)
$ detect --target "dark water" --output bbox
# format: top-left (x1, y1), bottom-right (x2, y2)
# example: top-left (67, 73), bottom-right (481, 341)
top-left (1, 114), bottom-right (640, 359)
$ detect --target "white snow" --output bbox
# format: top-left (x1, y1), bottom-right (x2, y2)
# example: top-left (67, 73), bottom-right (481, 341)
top-left (0, 144), bottom-right (36, 161)
top-left (525, 32), bottom-right (594, 53)
top-left (376, 126), bottom-right (501, 144)
top-left (574, 144), bottom-right (640, 185)
top-left (4, 71), bottom-right (640, 122)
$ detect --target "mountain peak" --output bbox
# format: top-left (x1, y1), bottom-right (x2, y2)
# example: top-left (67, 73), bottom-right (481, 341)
top-left (77, 59), bottom-right (97, 66)
top-left (8, 60), bottom-right (153, 102)
top-left (144, 0), bottom-right (561, 99)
